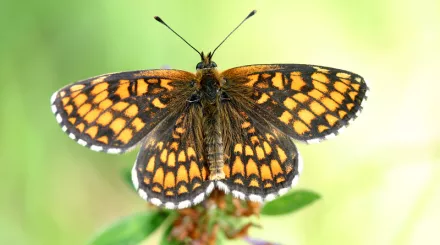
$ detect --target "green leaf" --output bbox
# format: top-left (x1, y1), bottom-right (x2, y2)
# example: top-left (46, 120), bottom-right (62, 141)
top-left (121, 167), bottom-right (135, 191)
top-left (89, 211), bottom-right (169, 245)
top-left (261, 190), bottom-right (321, 216)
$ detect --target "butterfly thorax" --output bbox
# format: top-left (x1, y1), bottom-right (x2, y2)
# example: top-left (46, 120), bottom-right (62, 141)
top-left (198, 68), bottom-right (221, 101)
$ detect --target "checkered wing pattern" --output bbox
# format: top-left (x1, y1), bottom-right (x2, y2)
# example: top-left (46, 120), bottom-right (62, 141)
top-left (50, 69), bottom-right (196, 153)
top-left (132, 107), bottom-right (213, 209)
top-left (217, 104), bottom-right (301, 202)
top-left (222, 64), bottom-right (368, 143)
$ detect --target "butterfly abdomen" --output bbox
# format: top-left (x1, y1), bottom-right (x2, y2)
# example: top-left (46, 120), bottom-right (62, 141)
top-left (201, 99), bottom-right (225, 181)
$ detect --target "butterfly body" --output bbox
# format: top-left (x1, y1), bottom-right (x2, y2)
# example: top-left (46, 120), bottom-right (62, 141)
top-left (192, 52), bottom-right (235, 181)
top-left (197, 68), bottom-right (225, 180)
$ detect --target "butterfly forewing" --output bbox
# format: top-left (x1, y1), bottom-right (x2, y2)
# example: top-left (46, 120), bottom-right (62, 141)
top-left (133, 107), bottom-right (213, 209)
top-left (222, 64), bottom-right (368, 143)
top-left (51, 69), bottom-right (196, 153)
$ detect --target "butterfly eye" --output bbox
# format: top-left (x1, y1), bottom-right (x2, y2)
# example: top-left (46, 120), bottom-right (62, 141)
top-left (211, 62), bottom-right (217, 68)
top-left (196, 62), bottom-right (204, 70)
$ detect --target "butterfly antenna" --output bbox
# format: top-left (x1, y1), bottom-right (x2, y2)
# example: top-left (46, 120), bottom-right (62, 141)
top-left (210, 10), bottom-right (256, 58)
top-left (154, 16), bottom-right (202, 57)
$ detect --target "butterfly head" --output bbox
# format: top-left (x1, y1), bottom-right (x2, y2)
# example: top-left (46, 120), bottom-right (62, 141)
top-left (196, 52), bottom-right (217, 70)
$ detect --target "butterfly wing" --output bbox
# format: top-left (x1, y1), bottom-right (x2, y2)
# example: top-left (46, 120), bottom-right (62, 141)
top-left (132, 105), bottom-right (213, 209)
top-left (221, 64), bottom-right (368, 143)
top-left (217, 103), bottom-right (301, 202)
top-left (51, 69), bottom-right (196, 153)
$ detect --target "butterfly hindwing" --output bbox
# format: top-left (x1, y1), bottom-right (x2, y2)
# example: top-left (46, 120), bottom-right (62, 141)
top-left (132, 106), bottom-right (214, 209)
top-left (217, 104), bottom-right (301, 202)
top-left (51, 69), bottom-right (196, 153)
top-left (222, 64), bottom-right (368, 143)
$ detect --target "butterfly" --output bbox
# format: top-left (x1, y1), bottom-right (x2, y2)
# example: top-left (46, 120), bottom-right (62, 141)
top-left (50, 10), bottom-right (368, 209)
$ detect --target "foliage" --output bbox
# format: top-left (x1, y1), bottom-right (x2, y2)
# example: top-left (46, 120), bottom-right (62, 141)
top-left (89, 211), bottom-right (169, 245)
top-left (261, 190), bottom-right (321, 216)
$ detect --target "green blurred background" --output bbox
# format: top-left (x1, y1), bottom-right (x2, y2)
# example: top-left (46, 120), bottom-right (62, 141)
top-left (1, 0), bottom-right (439, 244)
